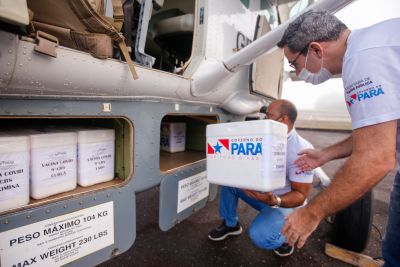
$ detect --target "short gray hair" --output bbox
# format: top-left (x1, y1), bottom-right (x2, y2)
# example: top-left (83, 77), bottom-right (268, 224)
top-left (277, 9), bottom-right (348, 54)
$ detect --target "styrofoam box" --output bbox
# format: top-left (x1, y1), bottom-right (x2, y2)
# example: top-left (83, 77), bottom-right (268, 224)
top-left (29, 130), bottom-right (77, 199)
top-left (206, 120), bottom-right (288, 192)
top-left (0, 131), bottom-right (30, 212)
top-left (160, 123), bottom-right (186, 153)
top-left (75, 128), bottom-right (115, 187)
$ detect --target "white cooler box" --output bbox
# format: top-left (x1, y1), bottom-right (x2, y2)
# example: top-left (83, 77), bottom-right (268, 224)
top-left (0, 131), bottom-right (30, 212)
top-left (160, 122), bottom-right (186, 153)
top-left (75, 128), bottom-right (115, 187)
top-left (29, 130), bottom-right (78, 199)
top-left (206, 120), bottom-right (287, 192)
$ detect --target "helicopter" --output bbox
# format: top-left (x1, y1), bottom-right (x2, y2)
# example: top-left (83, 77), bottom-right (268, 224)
top-left (0, 0), bottom-right (371, 266)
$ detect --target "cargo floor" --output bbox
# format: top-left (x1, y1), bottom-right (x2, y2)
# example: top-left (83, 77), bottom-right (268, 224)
top-left (159, 150), bottom-right (205, 172)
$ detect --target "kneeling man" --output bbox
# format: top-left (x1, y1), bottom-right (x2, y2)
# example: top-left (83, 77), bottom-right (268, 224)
top-left (208, 99), bottom-right (313, 257)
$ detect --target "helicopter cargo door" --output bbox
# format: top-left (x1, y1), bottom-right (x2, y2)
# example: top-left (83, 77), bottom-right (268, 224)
top-left (249, 15), bottom-right (284, 99)
top-left (158, 115), bottom-right (218, 231)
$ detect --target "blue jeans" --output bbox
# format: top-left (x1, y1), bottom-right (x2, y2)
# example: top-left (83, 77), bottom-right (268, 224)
top-left (219, 186), bottom-right (293, 250)
top-left (382, 171), bottom-right (400, 266)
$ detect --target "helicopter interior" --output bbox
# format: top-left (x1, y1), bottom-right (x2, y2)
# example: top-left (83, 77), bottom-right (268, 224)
top-left (115, 0), bottom-right (196, 74)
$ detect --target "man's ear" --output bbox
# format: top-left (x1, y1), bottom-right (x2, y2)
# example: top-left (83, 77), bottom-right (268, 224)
top-left (281, 114), bottom-right (290, 125)
top-left (309, 42), bottom-right (323, 58)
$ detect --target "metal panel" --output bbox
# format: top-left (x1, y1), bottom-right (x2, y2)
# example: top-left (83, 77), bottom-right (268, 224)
top-left (0, 99), bottom-right (138, 266)
top-left (0, 97), bottom-right (235, 265)
top-left (159, 163), bottom-right (217, 231)
top-left (0, 182), bottom-right (136, 267)
top-left (130, 101), bottom-right (233, 192)
top-left (0, 31), bottom-right (17, 89)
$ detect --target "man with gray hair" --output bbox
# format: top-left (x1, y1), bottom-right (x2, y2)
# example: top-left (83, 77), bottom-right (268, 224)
top-left (277, 9), bottom-right (400, 266)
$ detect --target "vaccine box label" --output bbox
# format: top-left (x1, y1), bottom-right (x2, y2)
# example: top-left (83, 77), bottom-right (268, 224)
top-left (30, 144), bottom-right (77, 199)
top-left (78, 141), bottom-right (115, 186)
top-left (0, 151), bottom-right (29, 200)
top-left (0, 151), bottom-right (30, 211)
top-left (31, 145), bottom-right (77, 184)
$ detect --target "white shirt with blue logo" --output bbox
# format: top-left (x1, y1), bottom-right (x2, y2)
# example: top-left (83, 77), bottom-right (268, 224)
top-left (272, 129), bottom-right (314, 196)
top-left (342, 18), bottom-right (400, 167)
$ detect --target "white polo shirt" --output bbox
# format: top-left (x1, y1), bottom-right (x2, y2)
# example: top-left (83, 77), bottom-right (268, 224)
top-left (342, 18), bottom-right (400, 168)
top-left (272, 128), bottom-right (314, 196)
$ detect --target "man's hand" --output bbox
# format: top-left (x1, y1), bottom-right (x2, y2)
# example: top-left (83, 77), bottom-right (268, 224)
top-left (282, 206), bottom-right (322, 248)
top-left (294, 149), bottom-right (327, 171)
top-left (286, 121), bottom-right (397, 249)
top-left (245, 190), bottom-right (277, 206)
top-left (294, 136), bottom-right (353, 172)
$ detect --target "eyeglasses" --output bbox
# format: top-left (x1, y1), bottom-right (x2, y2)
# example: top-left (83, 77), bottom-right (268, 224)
top-left (288, 44), bottom-right (309, 69)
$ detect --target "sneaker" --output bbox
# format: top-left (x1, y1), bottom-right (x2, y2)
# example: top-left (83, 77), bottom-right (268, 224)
top-left (273, 243), bottom-right (294, 257)
top-left (208, 221), bottom-right (242, 241)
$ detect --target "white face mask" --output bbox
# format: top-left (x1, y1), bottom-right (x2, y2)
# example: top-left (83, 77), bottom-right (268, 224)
top-left (298, 47), bottom-right (333, 85)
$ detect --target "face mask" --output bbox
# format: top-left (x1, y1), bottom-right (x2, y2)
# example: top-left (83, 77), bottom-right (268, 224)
top-left (298, 47), bottom-right (333, 85)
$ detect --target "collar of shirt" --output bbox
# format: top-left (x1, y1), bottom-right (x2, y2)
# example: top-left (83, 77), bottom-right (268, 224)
top-left (288, 128), bottom-right (296, 140)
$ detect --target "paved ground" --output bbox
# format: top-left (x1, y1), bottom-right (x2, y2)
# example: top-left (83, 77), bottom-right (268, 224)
top-left (99, 129), bottom-right (394, 267)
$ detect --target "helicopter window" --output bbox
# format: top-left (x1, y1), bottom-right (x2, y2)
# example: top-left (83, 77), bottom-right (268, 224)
top-left (249, 14), bottom-right (284, 99)
top-left (144, 0), bottom-right (196, 73)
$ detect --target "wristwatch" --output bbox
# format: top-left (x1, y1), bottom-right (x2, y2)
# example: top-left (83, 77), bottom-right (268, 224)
top-left (272, 194), bottom-right (282, 208)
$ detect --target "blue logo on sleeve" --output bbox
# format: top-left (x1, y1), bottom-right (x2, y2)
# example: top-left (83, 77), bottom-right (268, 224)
top-left (347, 87), bottom-right (384, 107)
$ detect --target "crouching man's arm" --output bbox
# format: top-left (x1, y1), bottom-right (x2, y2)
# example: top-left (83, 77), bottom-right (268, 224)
top-left (245, 181), bottom-right (311, 208)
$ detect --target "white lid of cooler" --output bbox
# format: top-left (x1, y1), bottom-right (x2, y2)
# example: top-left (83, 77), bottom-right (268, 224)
top-left (75, 128), bottom-right (115, 144)
top-left (40, 126), bottom-right (115, 144)
top-left (0, 131), bottom-right (30, 153)
top-left (29, 131), bottom-right (77, 149)
top-left (206, 120), bottom-right (287, 137)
